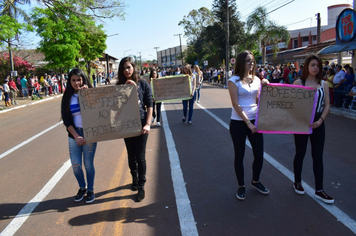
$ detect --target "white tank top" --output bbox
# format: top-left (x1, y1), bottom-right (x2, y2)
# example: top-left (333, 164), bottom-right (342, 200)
top-left (229, 75), bottom-right (260, 120)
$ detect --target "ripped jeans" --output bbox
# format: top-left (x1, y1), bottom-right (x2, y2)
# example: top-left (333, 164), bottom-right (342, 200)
top-left (68, 128), bottom-right (97, 191)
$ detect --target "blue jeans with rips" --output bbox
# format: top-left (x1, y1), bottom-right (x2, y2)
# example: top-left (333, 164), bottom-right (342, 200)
top-left (68, 128), bottom-right (97, 191)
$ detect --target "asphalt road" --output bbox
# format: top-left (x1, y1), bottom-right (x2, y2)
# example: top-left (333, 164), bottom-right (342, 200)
top-left (0, 83), bottom-right (355, 236)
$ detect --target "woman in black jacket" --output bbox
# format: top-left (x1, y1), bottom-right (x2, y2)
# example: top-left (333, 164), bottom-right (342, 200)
top-left (61, 68), bottom-right (97, 204)
top-left (117, 57), bottom-right (153, 202)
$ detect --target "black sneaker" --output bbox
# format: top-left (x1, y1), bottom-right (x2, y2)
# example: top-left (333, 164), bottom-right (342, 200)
top-left (74, 188), bottom-right (87, 202)
top-left (315, 190), bottom-right (334, 204)
top-left (236, 187), bottom-right (246, 201)
top-left (251, 181), bottom-right (270, 194)
top-left (293, 182), bottom-right (305, 195)
top-left (182, 117), bottom-right (186, 123)
top-left (136, 187), bottom-right (145, 202)
top-left (85, 191), bottom-right (95, 204)
top-left (131, 176), bottom-right (138, 191)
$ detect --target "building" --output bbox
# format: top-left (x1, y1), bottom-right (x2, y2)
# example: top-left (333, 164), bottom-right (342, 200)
top-left (157, 45), bottom-right (187, 68)
top-left (264, 3), bottom-right (353, 65)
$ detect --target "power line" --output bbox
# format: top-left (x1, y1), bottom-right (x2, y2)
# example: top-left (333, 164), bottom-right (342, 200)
top-left (267, 0), bottom-right (295, 14)
top-left (283, 16), bottom-right (313, 27)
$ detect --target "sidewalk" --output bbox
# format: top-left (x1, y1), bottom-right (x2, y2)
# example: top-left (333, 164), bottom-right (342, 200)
top-left (0, 79), bottom-right (117, 114)
top-left (210, 81), bottom-right (356, 121)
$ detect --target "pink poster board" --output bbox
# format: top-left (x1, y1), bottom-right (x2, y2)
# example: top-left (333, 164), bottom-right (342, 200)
top-left (256, 83), bottom-right (318, 134)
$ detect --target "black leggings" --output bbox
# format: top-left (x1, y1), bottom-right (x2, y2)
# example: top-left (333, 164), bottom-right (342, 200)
top-left (124, 132), bottom-right (149, 187)
top-left (229, 119), bottom-right (264, 186)
top-left (293, 116), bottom-right (325, 191)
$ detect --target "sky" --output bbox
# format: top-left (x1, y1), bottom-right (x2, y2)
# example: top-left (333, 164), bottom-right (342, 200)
top-left (23, 0), bottom-right (354, 62)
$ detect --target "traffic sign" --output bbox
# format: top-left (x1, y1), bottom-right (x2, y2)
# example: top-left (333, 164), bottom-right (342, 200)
top-left (230, 58), bottom-right (236, 64)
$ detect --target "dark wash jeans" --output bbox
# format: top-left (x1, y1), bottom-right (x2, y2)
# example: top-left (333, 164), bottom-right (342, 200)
top-left (229, 119), bottom-right (264, 186)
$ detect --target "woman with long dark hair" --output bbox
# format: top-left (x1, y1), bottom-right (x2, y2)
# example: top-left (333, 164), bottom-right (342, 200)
top-left (117, 57), bottom-right (153, 202)
top-left (228, 50), bottom-right (269, 201)
top-left (61, 68), bottom-right (97, 203)
top-left (292, 54), bottom-right (334, 204)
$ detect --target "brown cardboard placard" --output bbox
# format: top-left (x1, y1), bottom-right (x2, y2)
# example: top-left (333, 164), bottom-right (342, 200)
top-left (78, 84), bottom-right (142, 143)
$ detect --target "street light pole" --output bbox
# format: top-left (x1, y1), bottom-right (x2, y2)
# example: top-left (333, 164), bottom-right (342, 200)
top-left (174, 34), bottom-right (183, 66)
top-left (124, 49), bottom-right (132, 57)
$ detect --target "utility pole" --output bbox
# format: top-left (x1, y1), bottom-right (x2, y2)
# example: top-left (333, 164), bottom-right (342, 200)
top-left (8, 39), bottom-right (14, 74)
top-left (174, 34), bottom-right (184, 66)
top-left (225, 0), bottom-right (230, 88)
top-left (154, 47), bottom-right (159, 67)
top-left (316, 13), bottom-right (321, 44)
top-left (138, 52), bottom-right (142, 70)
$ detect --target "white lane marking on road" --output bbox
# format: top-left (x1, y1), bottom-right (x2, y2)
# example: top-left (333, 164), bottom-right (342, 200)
top-left (161, 104), bottom-right (199, 236)
top-left (0, 122), bottom-right (63, 160)
top-left (196, 103), bottom-right (356, 234)
top-left (1, 160), bottom-right (71, 236)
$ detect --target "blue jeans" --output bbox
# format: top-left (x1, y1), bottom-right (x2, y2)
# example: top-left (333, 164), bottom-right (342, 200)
top-left (182, 92), bottom-right (196, 122)
top-left (68, 128), bottom-right (97, 191)
top-left (22, 88), bottom-right (28, 97)
top-left (195, 86), bottom-right (201, 102)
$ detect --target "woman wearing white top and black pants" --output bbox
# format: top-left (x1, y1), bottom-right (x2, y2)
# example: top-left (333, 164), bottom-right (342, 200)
top-left (228, 51), bottom-right (269, 201)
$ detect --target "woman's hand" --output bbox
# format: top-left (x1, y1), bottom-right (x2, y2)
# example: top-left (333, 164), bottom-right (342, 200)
top-left (310, 119), bottom-right (323, 129)
top-left (261, 78), bottom-right (269, 86)
top-left (247, 122), bottom-right (257, 134)
top-left (79, 85), bottom-right (88, 90)
top-left (75, 136), bottom-right (86, 146)
top-left (142, 124), bottom-right (150, 135)
top-left (126, 80), bottom-right (137, 87)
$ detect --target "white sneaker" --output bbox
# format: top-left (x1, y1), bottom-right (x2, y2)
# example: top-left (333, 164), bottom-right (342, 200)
top-left (156, 122), bottom-right (161, 127)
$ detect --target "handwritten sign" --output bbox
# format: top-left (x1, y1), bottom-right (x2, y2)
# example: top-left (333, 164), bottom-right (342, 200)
top-left (256, 84), bottom-right (317, 134)
top-left (78, 85), bottom-right (142, 143)
top-left (151, 75), bottom-right (192, 102)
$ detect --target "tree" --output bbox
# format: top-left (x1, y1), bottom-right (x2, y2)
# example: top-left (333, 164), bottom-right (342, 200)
top-left (79, 21), bottom-right (107, 76)
top-left (247, 6), bottom-right (290, 64)
top-left (32, 3), bottom-right (107, 74)
top-left (0, 0), bottom-right (33, 72)
top-left (178, 7), bottom-right (214, 44)
top-left (0, 52), bottom-right (35, 80)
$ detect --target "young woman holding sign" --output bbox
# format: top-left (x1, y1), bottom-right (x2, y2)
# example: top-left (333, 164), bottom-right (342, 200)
top-left (228, 51), bottom-right (269, 201)
top-left (117, 57), bottom-right (153, 202)
top-left (292, 54), bottom-right (334, 204)
top-left (61, 68), bottom-right (97, 204)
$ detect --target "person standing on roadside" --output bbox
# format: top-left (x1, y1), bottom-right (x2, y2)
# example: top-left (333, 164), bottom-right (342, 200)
top-left (228, 50), bottom-right (270, 201)
top-left (8, 76), bottom-right (19, 105)
top-left (117, 57), bottom-right (153, 202)
top-left (20, 75), bottom-right (29, 99)
top-left (61, 68), bottom-right (97, 204)
top-left (3, 78), bottom-right (12, 107)
top-left (292, 54), bottom-right (334, 204)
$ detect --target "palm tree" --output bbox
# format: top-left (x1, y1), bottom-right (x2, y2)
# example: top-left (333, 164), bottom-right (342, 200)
top-left (247, 6), bottom-right (290, 64)
top-left (0, 0), bottom-right (31, 72)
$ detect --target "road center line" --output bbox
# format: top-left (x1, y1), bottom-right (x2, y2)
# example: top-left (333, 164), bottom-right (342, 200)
top-left (161, 104), bottom-right (199, 236)
top-left (197, 103), bottom-right (356, 234)
top-left (0, 121), bottom-right (63, 160)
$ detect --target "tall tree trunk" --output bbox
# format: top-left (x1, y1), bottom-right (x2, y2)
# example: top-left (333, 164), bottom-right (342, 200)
top-left (8, 39), bottom-right (14, 72)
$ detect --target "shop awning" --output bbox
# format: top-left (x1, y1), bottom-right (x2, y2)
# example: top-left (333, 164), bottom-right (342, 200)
top-left (319, 41), bottom-right (356, 54)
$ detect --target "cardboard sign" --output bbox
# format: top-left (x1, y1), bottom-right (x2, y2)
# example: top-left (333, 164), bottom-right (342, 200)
top-left (78, 84), bottom-right (142, 143)
top-left (141, 74), bottom-right (150, 85)
top-left (256, 84), bottom-right (317, 134)
top-left (151, 75), bottom-right (192, 102)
